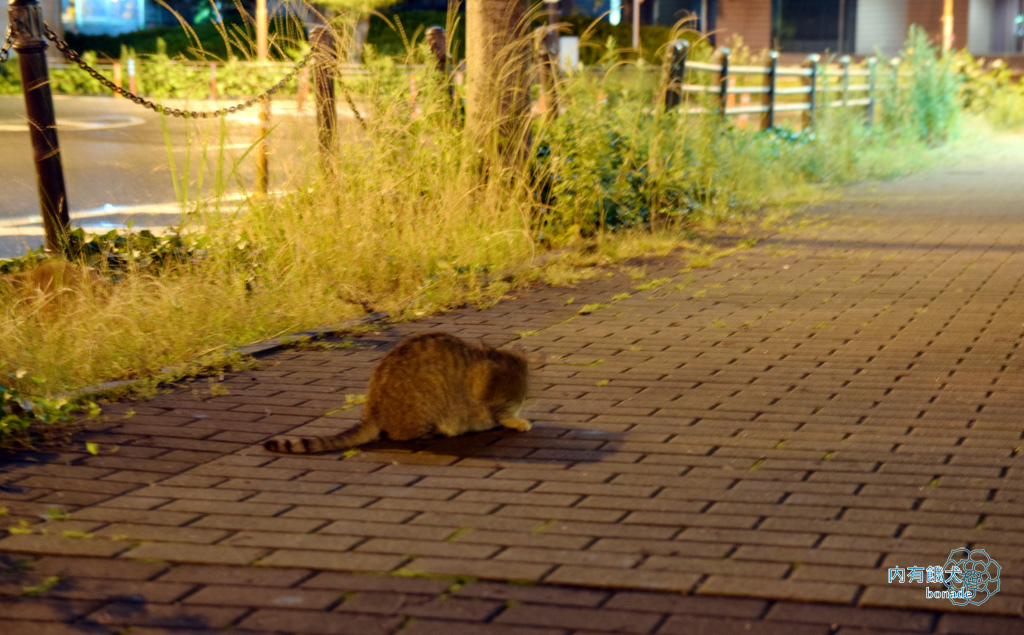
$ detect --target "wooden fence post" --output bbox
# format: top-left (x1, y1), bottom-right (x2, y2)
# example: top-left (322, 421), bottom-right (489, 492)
top-left (718, 47), bottom-right (731, 123)
top-left (804, 53), bottom-right (820, 130)
top-left (310, 26), bottom-right (337, 172)
top-left (762, 50), bottom-right (778, 131)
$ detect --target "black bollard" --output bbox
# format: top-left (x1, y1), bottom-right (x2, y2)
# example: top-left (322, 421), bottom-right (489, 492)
top-left (9, 0), bottom-right (70, 256)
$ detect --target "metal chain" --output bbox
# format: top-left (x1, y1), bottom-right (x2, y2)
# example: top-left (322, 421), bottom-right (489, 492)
top-left (0, 26), bottom-right (13, 65)
top-left (41, 22), bottom-right (310, 119)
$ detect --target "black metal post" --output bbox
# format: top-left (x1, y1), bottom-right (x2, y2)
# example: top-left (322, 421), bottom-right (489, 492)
top-left (9, 0), bottom-right (70, 256)
top-left (310, 26), bottom-right (337, 172)
top-left (762, 50), bottom-right (778, 131)
top-left (805, 53), bottom-right (820, 129)
top-left (866, 57), bottom-right (877, 128)
top-left (719, 47), bottom-right (731, 123)
top-left (663, 39), bottom-right (689, 112)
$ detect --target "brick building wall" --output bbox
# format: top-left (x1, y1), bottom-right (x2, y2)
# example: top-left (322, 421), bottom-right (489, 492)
top-left (715, 0), bottom-right (772, 51)
top-left (906, 0), bottom-right (971, 47)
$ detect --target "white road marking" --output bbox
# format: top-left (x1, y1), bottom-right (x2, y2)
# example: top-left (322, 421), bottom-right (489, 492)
top-left (0, 115), bottom-right (147, 132)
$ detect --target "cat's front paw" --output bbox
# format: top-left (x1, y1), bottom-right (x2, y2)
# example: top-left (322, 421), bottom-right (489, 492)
top-left (500, 416), bottom-right (532, 432)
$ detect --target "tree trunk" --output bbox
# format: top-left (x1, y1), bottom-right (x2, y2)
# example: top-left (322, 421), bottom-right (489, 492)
top-left (465, 0), bottom-right (532, 166)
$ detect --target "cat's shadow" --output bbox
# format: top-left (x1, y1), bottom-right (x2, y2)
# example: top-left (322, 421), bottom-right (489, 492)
top-left (355, 424), bottom-right (625, 465)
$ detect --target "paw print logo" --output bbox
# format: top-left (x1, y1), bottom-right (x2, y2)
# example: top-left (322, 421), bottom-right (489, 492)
top-left (943, 547), bottom-right (1000, 606)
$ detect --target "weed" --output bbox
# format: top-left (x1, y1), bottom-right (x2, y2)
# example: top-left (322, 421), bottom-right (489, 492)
top-left (635, 277), bottom-right (671, 291)
top-left (578, 303), bottom-right (610, 315)
top-left (21, 575), bottom-right (62, 597)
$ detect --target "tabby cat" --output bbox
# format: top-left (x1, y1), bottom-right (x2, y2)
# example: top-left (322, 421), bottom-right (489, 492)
top-left (263, 331), bottom-right (531, 454)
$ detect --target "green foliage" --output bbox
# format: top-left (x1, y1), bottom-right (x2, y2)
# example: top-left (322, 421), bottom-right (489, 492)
top-left (1, 227), bottom-right (206, 277)
top-left (0, 371), bottom-right (98, 449)
top-left (551, 15), bottom-right (678, 65)
top-left (64, 19), bottom-right (307, 61)
top-left (368, 10), bottom-right (462, 59)
top-left (955, 53), bottom-right (1024, 130)
top-left (900, 27), bottom-right (961, 144)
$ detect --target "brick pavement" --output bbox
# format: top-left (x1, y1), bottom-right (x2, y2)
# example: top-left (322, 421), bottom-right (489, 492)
top-left (2, 134), bottom-right (1024, 632)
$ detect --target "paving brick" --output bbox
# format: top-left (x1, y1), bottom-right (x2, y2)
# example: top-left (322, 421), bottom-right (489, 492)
top-left (765, 601), bottom-right (934, 631)
top-left (400, 620), bottom-right (568, 635)
top-left (935, 613), bottom-right (1024, 634)
top-left (697, 576), bottom-right (859, 603)
top-left (223, 530), bottom-right (363, 552)
top-left (239, 608), bottom-right (403, 635)
top-left (301, 572), bottom-right (451, 594)
top-left (184, 584), bottom-right (342, 609)
top-left (0, 533), bottom-right (131, 558)
top-left (0, 576), bottom-right (194, 603)
top-left (158, 564), bottom-right (312, 586)
top-left (453, 581), bottom-right (608, 607)
top-left (401, 557), bottom-right (554, 582)
top-left (318, 520), bottom-right (455, 541)
top-left (256, 549), bottom-right (407, 572)
top-left (657, 615), bottom-right (831, 635)
top-left (121, 543), bottom-right (269, 566)
top-left (159, 499), bottom-right (292, 517)
top-left (0, 620), bottom-right (119, 635)
top-left (28, 555), bottom-right (170, 580)
top-left (187, 513), bottom-right (328, 534)
top-left (0, 596), bottom-right (103, 621)
top-left (92, 523), bottom-right (230, 544)
top-left (497, 603), bottom-right (663, 633)
top-left (451, 528), bottom-right (592, 551)
top-left (69, 507), bottom-right (201, 526)
top-left (605, 591), bottom-right (766, 617)
top-left (544, 565), bottom-right (700, 592)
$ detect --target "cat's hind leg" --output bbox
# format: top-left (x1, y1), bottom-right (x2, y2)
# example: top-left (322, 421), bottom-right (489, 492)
top-left (497, 414), bottom-right (531, 432)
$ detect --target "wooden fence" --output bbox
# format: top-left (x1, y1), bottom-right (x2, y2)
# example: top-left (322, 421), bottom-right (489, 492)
top-left (661, 40), bottom-right (903, 131)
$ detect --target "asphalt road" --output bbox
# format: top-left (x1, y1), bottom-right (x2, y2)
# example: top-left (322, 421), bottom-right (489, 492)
top-left (0, 94), bottom-right (337, 258)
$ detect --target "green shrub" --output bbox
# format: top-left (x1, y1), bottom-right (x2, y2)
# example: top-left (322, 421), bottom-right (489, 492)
top-left (955, 52), bottom-right (1024, 130)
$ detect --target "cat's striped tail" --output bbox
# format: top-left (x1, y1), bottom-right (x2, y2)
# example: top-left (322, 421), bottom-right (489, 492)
top-left (263, 423), bottom-right (380, 454)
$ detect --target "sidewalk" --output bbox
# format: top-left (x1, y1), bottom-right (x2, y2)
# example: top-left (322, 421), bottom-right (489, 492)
top-left (2, 133), bottom-right (1024, 633)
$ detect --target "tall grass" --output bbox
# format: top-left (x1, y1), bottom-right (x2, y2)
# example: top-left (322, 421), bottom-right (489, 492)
top-left (1, 21), bottom-right (964, 401)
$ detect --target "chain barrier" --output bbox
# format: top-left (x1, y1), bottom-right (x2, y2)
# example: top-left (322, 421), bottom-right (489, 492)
top-left (0, 26), bottom-right (13, 65)
top-left (40, 21), bottom-right (311, 119)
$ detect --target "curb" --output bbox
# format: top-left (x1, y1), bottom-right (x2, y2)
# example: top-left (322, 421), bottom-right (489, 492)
top-left (65, 312), bottom-right (390, 402)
